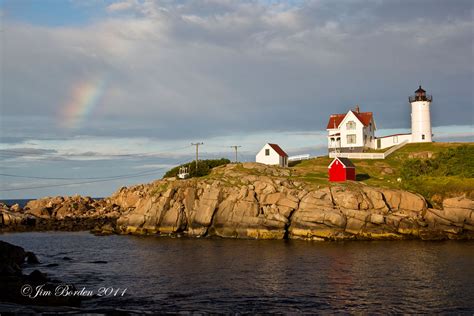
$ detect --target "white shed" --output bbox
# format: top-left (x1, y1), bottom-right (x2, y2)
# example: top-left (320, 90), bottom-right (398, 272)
top-left (256, 143), bottom-right (288, 167)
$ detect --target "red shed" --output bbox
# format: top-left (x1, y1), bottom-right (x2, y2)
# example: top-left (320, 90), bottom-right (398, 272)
top-left (328, 157), bottom-right (356, 182)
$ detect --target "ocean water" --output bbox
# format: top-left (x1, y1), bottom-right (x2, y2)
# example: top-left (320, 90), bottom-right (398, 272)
top-left (0, 232), bottom-right (473, 314)
top-left (1, 199), bottom-right (32, 208)
top-left (1, 198), bottom-right (103, 208)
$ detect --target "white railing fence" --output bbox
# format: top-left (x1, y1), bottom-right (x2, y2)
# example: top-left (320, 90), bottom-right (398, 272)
top-left (383, 140), bottom-right (409, 158)
top-left (288, 154), bottom-right (311, 162)
top-left (329, 140), bottom-right (408, 160)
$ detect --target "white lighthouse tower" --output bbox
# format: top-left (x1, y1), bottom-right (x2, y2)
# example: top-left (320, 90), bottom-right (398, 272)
top-left (409, 85), bottom-right (433, 142)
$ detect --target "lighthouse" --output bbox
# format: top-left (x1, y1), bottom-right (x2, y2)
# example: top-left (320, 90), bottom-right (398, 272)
top-left (409, 85), bottom-right (433, 143)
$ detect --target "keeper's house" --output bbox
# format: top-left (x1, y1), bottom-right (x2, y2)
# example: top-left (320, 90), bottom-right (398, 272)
top-left (327, 106), bottom-right (375, 153)
top-left (256, 143), bottom-right (288, 168)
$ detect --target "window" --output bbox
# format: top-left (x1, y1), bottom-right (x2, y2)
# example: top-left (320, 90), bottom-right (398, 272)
top-left (421, 134), bottom-right (425, 140)
top-left (346, 121), bottom-right (356, 130)
top-left (265, 149), bottom-right (270, 156)
top-left (393, 136), bottom-right (398, 143)
top-left (347, 134), bottom-right (356, 144)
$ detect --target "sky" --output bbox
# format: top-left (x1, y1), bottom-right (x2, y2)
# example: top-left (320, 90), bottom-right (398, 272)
top-left (0, 0), bottom-right (473, 199)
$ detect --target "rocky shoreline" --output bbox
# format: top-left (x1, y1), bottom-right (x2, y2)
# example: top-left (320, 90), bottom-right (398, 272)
top-left (0, 240), bottom-right (81, 306)
top-left (1, 195), bottom-right (118, 235)
top-left (1, 163), bottom-right (473, 241)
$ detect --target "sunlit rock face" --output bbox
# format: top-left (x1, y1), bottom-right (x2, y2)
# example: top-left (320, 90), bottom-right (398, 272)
top-left (110, 163), bottom-right (473, 241)
top-left (1, 163), bottom-right (472, 240)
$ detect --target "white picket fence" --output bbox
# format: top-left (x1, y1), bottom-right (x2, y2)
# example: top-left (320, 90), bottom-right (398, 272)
top-left (329, 140), bottom-right (408, 160)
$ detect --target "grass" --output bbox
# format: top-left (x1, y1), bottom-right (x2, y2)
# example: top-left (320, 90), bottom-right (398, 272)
top-left (289, 142), bottom-right (474, 207)
top-left (167, 142), bottom-right (473, 208)
top-left (150, 183), bottom-right (169, 196)
top-left (401, 176), bottom-right (474, 206)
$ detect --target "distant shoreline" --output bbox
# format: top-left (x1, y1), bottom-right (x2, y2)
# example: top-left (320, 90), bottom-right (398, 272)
top-left (1, 198), bottom-right (104, 209)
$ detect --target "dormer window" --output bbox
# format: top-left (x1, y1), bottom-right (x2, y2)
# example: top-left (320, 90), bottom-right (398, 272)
top-left (346, 121), bottom-right (356, 130)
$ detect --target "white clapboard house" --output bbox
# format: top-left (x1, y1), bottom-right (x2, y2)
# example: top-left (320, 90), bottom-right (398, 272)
top-left (327, 106), bottom-right (376, 153)
top-left (256, 143), bottom-right (288, 168)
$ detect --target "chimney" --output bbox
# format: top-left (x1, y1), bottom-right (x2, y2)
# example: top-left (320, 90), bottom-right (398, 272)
top-left (355, 105), bottom-right (360, 113)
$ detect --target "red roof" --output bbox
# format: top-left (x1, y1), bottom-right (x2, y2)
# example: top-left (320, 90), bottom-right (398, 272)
top-left (268, 143), bottom-right (288, 157)
top-left (327, 114), bottom-right (346, 129)
top-left (326, 111), bottom-right (373, 129)
top-left (353, 111), bottom-right (373, 126)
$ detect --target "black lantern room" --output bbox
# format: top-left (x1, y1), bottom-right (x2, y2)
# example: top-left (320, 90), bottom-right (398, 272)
top-left (409, 85), bottom-right (432, 102)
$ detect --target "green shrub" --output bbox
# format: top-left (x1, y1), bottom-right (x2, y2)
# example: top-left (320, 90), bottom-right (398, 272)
top-left (163, 158), bottom-right (230, 179)
top-left (401, 145), bottom-right (474, 179)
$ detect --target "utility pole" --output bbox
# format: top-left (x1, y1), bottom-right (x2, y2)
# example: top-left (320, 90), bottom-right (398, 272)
top-left (230, 145), bottom-right (241, 163)
top-left (191, 142), bottom-right (204, 170)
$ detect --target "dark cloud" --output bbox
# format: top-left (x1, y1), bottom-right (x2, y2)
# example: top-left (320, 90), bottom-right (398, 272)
top-left (0, 136), bottom-right (30, 144)
top-left (1, 0), bottom-right (473, 142)
top-left (0, 148), bottom-right (57, 156)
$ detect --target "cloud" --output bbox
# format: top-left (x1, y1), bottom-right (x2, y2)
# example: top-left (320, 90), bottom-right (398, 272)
top-left (0, 148), bottom-right (58, 161)
top-left (2, 0), bottom-right (472, 144)
top-left (106, 1), bottom-right (136, 12)
top-left (132, 163), bottom-right (176, 169)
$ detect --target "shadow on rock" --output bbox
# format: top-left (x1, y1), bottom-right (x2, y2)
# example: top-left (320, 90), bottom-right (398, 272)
top-left (0, 240), bottom-right (81, 307)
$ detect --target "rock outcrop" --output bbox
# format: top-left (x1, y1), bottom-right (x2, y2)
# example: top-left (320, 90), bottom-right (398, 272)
top-left (0, 241), bottom-right (81, 306)
top-left (1, 163), bottom-right (473, 240)
top-left (111, 163), bottom-right (473, 240)
top-left (1, 195), bottom-right (120, 234)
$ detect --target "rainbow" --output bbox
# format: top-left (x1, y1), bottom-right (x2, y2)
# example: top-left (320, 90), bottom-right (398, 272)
top-left (59, 77), bottom-right (106, 129)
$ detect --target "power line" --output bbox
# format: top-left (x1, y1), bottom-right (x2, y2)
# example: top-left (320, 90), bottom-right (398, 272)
top-left (0, 157), bottom-right (194, 192)
top-left (0, 153), bottom-right (74, 162)
top-left (0, 141), bottom-right (255, 192)
top-left (0, 169), bottom-right (166, 192)
top-left (0, 168), bottom-right (170, 180)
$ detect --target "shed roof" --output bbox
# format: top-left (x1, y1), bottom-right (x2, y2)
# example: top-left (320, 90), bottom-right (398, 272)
top-left (268, 143), bottom-right (288, 157)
